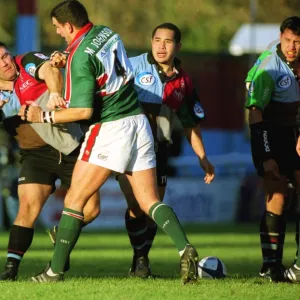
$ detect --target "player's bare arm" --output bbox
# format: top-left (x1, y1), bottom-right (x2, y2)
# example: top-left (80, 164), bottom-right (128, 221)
top-left (183, 123), bottom-right (215, 183)
top-left (50, 51), bottom-right (67, 68)
top-left (38, 61), bottom-right (66, 109)
top-left (19, 105), bottom-right (93, 123)
top-left (38, 61), bottom-right (63, 94)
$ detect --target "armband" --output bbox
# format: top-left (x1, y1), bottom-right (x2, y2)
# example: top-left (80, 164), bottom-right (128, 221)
top-left (250, 122), bottom-right (272, 162)
top-left (40, 111), bottom-right (56, 124)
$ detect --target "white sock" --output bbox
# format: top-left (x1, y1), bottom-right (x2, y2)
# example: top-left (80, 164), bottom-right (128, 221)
top-left (294, 264), bottom-right (300, 270)
top-left (179, 244), bottom-right (190, 257)
top-left (46, 267), bottom-right (59, 277)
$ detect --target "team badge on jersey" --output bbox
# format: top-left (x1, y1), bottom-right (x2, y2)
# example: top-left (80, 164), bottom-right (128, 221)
top-left (136, 72), bottom-right (156, 86)
top-left (34, 53), bottom-right (49, 60)
top-left (194, 102), bottom-right (205, 119)
top-left (25, 63), bottom-right (36, 77)
top-left (277, 75), bottom-right (291, 89)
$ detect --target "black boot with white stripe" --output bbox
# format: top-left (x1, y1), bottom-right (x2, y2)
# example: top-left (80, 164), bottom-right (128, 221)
top-left (31, 262), bottom-right (63, 283)
top-left (284, 264), bottom-right (300, 283)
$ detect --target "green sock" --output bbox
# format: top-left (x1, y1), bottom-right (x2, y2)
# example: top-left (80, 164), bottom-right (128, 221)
top-left (51, 208), bottom-right (84, 273)
top-left (149, 203), bottom-right (189, 253)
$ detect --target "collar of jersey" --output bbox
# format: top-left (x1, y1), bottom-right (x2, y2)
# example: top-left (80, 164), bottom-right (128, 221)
top-left (65, 22), bottom-right (93, 53)
top-left (147, 52), bottom-right (181, 83)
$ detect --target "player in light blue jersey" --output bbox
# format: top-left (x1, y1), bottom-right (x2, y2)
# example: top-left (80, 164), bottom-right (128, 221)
top-left (245, 16), bottom-right (300, 283)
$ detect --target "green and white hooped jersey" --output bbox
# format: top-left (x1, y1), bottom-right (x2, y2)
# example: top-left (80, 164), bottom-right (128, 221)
top-left (63, 24), bottom-right (142, 123)
top-left (245, 48), bottom-right (300, 127)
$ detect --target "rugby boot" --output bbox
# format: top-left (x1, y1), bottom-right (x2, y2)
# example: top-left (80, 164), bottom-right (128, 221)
top-left (31, 262), bottom-right (63, 283)
top-left (180, 245), bottom-right (199, 284)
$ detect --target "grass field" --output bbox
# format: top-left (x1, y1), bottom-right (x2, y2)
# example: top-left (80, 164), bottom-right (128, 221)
top-left (0, 223), bottom-right (300, 299)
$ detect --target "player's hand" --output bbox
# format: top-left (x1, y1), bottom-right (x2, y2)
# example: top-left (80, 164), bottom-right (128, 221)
top-left (0, 98), bottom-right (8, 109)
top-left (199, 157), bottom-right (215, 184)
top-left (47, 93), bottom-right (66, 110)
top-left (18, 101), bottom-right (42, 122)
top-left (50, 51), bottom-right (67, 68)
top-left (296, 136), bottom-right (300, 157)
top-left (263, 159), bottom-right (280, 180)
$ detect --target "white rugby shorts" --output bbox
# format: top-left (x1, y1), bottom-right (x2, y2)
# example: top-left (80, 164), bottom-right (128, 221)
top-left (78, 114), bottom-right (156, 173)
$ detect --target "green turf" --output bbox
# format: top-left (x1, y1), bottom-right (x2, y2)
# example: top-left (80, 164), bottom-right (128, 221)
top-left (0, 224), bottom-right (300, 299)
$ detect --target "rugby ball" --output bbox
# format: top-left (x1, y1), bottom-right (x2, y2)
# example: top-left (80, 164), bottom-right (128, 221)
top-left (198, 256), bottom-right (227, 279)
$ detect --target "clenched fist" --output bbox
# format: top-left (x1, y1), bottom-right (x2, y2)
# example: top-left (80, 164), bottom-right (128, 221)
top-left (50, 51), bottom-right (68, 68)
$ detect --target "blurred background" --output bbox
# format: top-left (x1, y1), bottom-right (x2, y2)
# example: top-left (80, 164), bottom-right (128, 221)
top-left (0, 0), bottom-right (299, 230)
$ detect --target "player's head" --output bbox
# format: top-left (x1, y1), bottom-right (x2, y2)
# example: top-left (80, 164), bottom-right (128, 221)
top-left (50, 0), bottom-right (90, 45)
top-left (151, 23), bottom-right (182, 66)
top-left (0, 42), bottom-right (18, 82)
top-left (279, 16), bottom-right (300, 62)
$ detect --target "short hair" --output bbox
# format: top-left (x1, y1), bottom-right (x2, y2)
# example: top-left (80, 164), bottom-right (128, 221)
top-left (50, 0), bottom-right (89, 28)
top-left (280, 16), bottom-right (300, 35)
top-left (0, 42), bottom-right (8, 49)
top-left (152, 23), bottom-right (181, 43)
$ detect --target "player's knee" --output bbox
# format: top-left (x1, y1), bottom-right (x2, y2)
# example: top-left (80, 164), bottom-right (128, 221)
top-left (17, 202), bottom-right (42, 224)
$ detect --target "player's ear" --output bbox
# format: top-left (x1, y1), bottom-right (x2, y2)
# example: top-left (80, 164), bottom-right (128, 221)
top-left (66, 22), bottom-right (73, 33)
top-left (176, 42), bottom-right (182, 52)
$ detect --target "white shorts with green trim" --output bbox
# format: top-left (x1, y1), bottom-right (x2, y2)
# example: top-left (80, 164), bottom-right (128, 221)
top-left (78, 114), bottom-right (156, 173)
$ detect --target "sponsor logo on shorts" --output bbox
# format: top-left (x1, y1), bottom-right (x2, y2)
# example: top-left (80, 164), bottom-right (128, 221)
top-left (34, 53), bottom-right (49, 60)
top-left (277, 75), bottom-right (291, 89)
top-left (193, 102), bottom-right (205, 118)
top-left (18, 177), bottom-right (25, 182)
top-left (98, 153), bottom-right (108, 161)
top-left (136, 72), bottom-right (156, 86)
top-left (25, 63), bottom-right (36, 76)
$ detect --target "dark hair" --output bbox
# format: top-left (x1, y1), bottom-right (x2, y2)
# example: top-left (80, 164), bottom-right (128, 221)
top-left (152, 23), bottom-right (181, 43)
top-left (280, 16), bottom-right (300, 35)
top-left (0, 42), bottom-right (8, 49)
top-left (50, 0), bottom-right (89, 28)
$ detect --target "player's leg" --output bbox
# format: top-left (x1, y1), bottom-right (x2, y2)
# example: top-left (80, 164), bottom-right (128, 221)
top-left (119, 174), bottom-right (149, 276)
top-left (141, 143), bottom-right (169, 272)
top-left (120, 148), bottom-right (167, 278)
top-left (48, 191), bottom-right (100, 272)
top-left (37, 122), bottom-right (136, 281)
top-left (251, 127), bottom-right (294, 282)
top-left (0, 150), bottom-right (55, 281)
top-left (126, 168), bottom-right (198, 283)
top-left (0, 183), bottom-right (53, 281)
top-left (259, 177), bottom-right (287, 282)
top-left (48, 149), bottom-right (101, 250)
top-left (41, 160), bottom-right (111, 278)
top-left (58, 147), bottom-right (102, 225)
top-left (284, 169), bottom-right (300, 282)
top-left (126, 115), bottom-right (198, 283)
